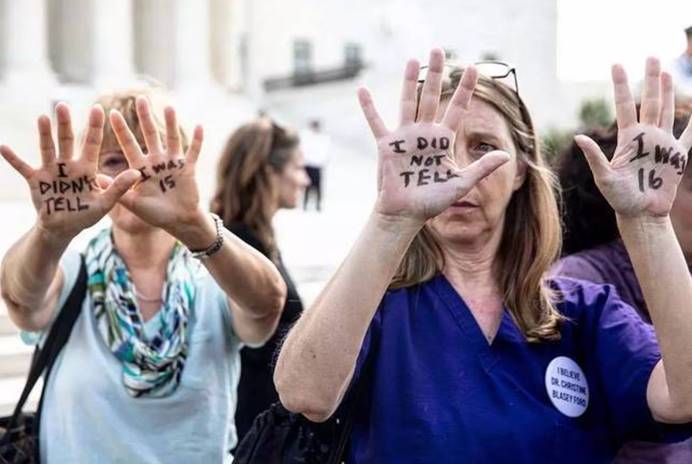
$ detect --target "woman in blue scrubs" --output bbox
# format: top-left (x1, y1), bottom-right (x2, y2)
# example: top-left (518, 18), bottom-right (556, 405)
top-left (274, 49), bottom-right (692, 463)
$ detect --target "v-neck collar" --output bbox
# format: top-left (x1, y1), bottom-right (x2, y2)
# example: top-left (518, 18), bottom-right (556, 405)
top-left (431, 273), bottom-right (524, 372)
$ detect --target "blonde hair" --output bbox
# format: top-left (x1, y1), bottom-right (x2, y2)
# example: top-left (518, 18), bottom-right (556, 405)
top-left (95, 88), bottom-right (188, 154)
top-left (391, 68), bottom-right (565, 343)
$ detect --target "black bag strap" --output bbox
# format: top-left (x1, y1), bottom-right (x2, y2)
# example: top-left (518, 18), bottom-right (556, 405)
top-left (6, 255), bottom-right (87, 428)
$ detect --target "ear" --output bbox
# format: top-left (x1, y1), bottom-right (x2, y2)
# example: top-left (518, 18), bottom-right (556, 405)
top-left (512, 156), bottom-right (527, 191)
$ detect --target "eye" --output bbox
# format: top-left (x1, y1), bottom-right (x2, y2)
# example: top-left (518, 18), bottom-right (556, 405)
top-left (475, 142), bottom-right (497, 153)
top-left (469, 141), bottom-right (498, 159)
top-left (99, 155), bottom-right (128, 172)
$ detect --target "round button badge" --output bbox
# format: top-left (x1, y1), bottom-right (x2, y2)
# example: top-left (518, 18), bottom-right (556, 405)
top-left (545, 356), bottom-right (589, 417)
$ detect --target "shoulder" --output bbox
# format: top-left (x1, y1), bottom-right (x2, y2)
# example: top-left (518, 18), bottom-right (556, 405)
top-left (379, 276), bottom-right (442, 319)
top-left (550, 276), bottom-right (619, 314)
top-left (21, 247), bottom-right (84, 345)
top-left (548, 275), bottom-right (642, 329)
top-left (553, 240), bottom-right (630, 283)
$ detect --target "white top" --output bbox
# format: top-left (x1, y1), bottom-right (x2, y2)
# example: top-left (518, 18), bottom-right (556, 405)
top-left (300, 129), bottom-right (331, 167)
top-left (23, 248), bottom-right (243, 464)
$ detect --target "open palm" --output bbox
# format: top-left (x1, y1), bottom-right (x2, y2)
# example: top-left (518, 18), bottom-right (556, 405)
top-left (576, 58), bottom-right (692, 218)
top-left (0, 103), bottom-right (140, 240)
top-left (359, 49), bottom-right (509, 222)
top-left (109, 97), bottom-right (204, 231)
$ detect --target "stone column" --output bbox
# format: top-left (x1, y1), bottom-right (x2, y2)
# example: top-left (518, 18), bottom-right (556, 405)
top-left (172, 0), bottom-right (213, 90)
top-left (91, 0), bottom-right (137, 89)
top-left (0, 0), bottom-right (56, 87)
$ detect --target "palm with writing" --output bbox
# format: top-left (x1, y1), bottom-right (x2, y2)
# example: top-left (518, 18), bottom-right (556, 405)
top-left (0, 103), bottom-right (140, 240)
top-left (359, 49), bottom-right (509, 223)
top-left (576, 58), bottom-right (692, 218)
top-left (109, 97), bottom-right (205, 234)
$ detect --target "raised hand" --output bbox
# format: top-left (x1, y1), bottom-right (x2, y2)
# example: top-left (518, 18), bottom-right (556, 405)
top-left (109, 96), bottom-right (205, 234)
top-left (358, 48), bottom-right (509, 223)
top-left (0, 103), bottom-right (141, 240)
top-left (576, 58), bottom-right (692, 218)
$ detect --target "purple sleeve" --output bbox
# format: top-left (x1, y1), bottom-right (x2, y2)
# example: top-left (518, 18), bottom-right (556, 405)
top-left (587, 284), bottom-right (662, 441)
top-left (553, 255), bottom-right (608, 284)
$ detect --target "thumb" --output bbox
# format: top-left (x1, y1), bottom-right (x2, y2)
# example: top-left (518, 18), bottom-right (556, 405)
top-left (101, 169), bottom-right (140, 207)
top-left (449, 150), bottom-right (510, 196)
top-left (95, 173), bottom-right (113, 190)
top-left (574, 135), bottom-right (610, 179)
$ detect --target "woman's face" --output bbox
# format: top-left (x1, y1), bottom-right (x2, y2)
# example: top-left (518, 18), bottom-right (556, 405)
top-left (98, 140), bottom-right (155, 234)
top-left (671, 168), bottom-right (692, 263)
top-left (274, 149), bottom-right (310, 210)
top-left (429, 97), bottom-right (526, 247)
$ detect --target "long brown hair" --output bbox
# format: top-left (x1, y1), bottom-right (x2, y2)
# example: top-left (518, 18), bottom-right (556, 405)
top-left (211, 118), bottom-right (299, 262)
top-left (391, 68), bottom-right (565, 343)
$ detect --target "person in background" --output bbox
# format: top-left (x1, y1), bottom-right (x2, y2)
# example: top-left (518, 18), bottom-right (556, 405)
top-left (211, 117), bottom-right (309, 443)
top-left (0, 91), bottom-right (286, 463)
top-left (554, 107), bottom-right (692, 323)
top-left (300, 119), bottom-right (331, 211)
top-left (554, 107), bottom-right (692, 462)
top-left (670, 26), bottom-right (692, 97)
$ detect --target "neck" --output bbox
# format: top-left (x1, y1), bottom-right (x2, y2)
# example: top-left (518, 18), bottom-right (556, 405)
top-left (112, 226), bottom-right (176, 272)
top-left (268, 196), bottom-right (281, 219)
top-left (439, 224), bottom-right (504, 297)
top-left (686, 44), bottom-right (692, 57)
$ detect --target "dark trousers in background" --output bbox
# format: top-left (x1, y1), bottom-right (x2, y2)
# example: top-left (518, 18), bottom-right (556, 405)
top-left (303, 166), bottom-right (322, 211)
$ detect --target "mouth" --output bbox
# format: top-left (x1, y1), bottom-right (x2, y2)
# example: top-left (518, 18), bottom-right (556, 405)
top-left (451, 200), bottom-right (479, 209)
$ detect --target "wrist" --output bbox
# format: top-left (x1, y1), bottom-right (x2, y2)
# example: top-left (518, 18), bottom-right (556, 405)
top-left (34, 221), bottom-right (74, 250)
top-left (369, 210), bottom-right (424, 238)
top-left (169, 210), bottom-right (218, 251)
top-left (616, 213), bottom-right (671, 232)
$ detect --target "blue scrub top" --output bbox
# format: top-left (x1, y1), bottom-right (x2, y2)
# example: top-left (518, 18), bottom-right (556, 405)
top-left (348, 275), bottom-right (664, 463)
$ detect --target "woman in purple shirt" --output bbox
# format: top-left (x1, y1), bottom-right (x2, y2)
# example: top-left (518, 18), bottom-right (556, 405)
top-left (274, 49), bottom-right (692, 463)
top-left (554, 108), bottom-right (692, 462)
top-left (555, 112), bottom-right (692, 323)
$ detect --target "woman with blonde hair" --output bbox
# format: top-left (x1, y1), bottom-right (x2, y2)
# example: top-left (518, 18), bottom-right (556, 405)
top-left (211, 118), bottom-right (309, 442)
top-left (0, 91), bottom-right (286, 462)
top-left (274, 49), bottom-right (692, 462)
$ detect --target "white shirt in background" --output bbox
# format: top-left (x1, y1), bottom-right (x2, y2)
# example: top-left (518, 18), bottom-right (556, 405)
top-left (300, 129), bottom-right (331, 168)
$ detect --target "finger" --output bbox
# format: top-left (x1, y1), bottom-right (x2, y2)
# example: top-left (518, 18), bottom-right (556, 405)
top-left (164, 106), bottom-right (182, 155)
top-left (611, 65), bottom-right (637, 130)
top-left (357, 87), bottom-right (388, 138)
top-left (449, 150), bottom-right (510, 196)
top-left (417, 48), bottom-right (445, 123)
top-left (640, 57), bottom-right (661, 126)
top-left (679, 115), bottom-right (692, 151)
top-left (55, 102), bottom-right (75, 160)
top-left (442, 66), bottom-right (478, 131)
top-left (574, 135), bottom-right (610, 179)
top-left (186, 125), bottom-right (203, 164)
top-left (658, 71), bottom-right (674, 132)
top-left (81, 105), bottom-right (105, 166)
top-left (101, 169), bottom-right (141, 208)
top-left (0, 145), bottom-right (34, 179)
top-left (109, 110), bottom-right (145, 167)
top-left (399, 59), bottom-right (421, 126)
top-left (95, 173), bottom-right (113, 190)
top-left (37, 115), bottom-right (56, 165)
top-left (135, 96), bottom-right (164, 155)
